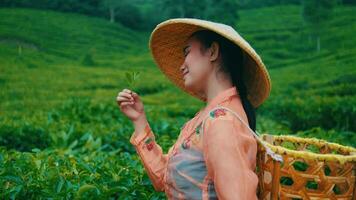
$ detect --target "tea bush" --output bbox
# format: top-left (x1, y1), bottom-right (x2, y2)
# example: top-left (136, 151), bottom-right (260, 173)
top-left (0, 147), bottom-right (166, 199)
top-left (262, 95), bottom-right (356, 132)
top-left (0, 98), bottom-right (181, 199)
top-left (1, 5), bottom-right (355, 199)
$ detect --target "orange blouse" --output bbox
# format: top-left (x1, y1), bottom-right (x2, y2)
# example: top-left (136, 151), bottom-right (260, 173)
top-left (129, 86), bottom-right (259, 199)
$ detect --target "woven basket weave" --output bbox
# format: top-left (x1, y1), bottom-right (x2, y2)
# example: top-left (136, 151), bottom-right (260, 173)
top-left (202, 106), bottom-right (356, 200)
top-left (256, 134), bottom-right (356, 200)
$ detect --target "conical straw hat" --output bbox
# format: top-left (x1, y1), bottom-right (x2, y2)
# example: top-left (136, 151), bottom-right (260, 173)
top-left (149, 18), bottom-right (272, 108)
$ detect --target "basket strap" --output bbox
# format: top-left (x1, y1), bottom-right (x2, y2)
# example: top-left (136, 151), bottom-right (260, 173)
top-left (200, 105), bottom-right (284, 163)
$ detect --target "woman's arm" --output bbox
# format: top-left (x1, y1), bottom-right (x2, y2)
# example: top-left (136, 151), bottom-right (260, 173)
top-left (130, 120), bottom-right (168, 192)
top-left (202, 110), bottom-right (259, 200)
top-left (116, 89), bottom-right (168, 191)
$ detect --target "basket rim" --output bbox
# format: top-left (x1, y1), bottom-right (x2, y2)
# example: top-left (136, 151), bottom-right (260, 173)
top-left (260, 134), bottom-right (356, 165)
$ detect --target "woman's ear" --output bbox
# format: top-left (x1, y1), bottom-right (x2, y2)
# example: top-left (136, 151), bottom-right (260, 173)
top-left (209, 41), bottom-right (219, 62)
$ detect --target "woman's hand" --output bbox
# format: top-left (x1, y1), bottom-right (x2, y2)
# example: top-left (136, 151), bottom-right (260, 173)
top-left (116, 88), bottom-right (146, 123)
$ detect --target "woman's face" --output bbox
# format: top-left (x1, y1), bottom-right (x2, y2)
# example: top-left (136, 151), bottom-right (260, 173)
top-left (180, 36), bottom-right (213, 93)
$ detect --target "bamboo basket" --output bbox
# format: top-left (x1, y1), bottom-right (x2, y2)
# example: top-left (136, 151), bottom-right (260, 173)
top-left (205, 106), bottom-right (356, 200)
top-left (256, 134), bottom-right (356, 200)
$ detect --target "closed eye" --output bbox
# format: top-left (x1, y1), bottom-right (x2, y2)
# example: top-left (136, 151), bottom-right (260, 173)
top-left (184, 52), bottom-right (189, 57)
top-left (184, 49), bottom-right (190, 57)
top-left (183, 46), bottom-right (190, 57)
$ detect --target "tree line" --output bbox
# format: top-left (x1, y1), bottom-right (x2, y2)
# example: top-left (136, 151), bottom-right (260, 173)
top-left (1, 0), bottom-right (353, 30)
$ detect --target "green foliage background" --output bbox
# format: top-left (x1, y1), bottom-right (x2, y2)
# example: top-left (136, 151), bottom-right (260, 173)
top-left (0, 3), bottom-right (355, 199)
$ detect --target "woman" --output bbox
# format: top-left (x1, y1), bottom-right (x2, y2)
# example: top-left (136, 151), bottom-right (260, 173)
top-left (116, 18), bottom-right (272, 199)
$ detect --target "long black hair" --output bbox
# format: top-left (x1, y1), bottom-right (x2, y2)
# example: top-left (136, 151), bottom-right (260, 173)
top-left (190, 30), bottom-right (256, 131)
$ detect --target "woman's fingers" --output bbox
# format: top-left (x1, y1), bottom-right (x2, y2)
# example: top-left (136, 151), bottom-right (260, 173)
top-left (132, 91), bottom-right (139, 99)
top-left (118, 91), bottom-right (134, 100)
top-left (116, 89), bottom-right (138, 106)
top-left (123, 88), bottom-right (132, 94)
top-left (116, 96), bottom-right (132, 103)
top-left (120, 101), bottom-right (134, 107)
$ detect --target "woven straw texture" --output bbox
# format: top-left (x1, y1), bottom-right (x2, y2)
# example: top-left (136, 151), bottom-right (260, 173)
top-left (256, 134), bottom-right (356, 200)
top-left (149, 18), bottom-right (272, 108)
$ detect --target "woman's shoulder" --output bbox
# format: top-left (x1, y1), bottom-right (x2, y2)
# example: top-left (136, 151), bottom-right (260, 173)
top-left (209, 98), bottom-right (246, 120)
top-left (202, 101), bottom-right (251, 135)
top-left (202, 103), bottom-right (257, 153)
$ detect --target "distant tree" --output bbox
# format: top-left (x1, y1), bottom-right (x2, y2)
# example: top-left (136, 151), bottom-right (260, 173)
top-left (236, 0), bottom-right (251, 8)
top-left (100, 0), bottom-right (144, 29)
top-left (102, 0), bottom-right (124, 23)
top-left (210, 0), bottom-right (239, 26)
top-left (159, 0), bottom-right (239, 26)
top-left (301, 0), bottom-right (337, 52)
top-left (158, 0), bottom-right (203, 18)
top-left (342, 0), bottom-right (356, 5)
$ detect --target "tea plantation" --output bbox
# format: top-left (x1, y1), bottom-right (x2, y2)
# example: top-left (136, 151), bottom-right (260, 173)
top-left (0, 5), bottom-right (355, 199)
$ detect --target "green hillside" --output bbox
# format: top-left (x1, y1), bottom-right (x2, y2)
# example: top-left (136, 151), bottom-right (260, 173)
top-left (0, 5), bottom-right (355, 199)
top-left (0, 8), bottom-right (200, 118)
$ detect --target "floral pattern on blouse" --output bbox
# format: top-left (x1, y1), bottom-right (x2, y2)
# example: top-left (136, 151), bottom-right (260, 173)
top-left (129, 86), bottom-right (259, 200)
top-left (209, 108), bottom-right (227, 118)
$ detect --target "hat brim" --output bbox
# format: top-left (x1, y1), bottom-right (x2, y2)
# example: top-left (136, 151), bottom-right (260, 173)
top-left (149, 18), bottom-right (272, 108)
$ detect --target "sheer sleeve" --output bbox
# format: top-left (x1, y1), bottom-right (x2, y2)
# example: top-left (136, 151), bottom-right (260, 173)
top-left (130, 121), bottom-right (168, 192)
top-left (202, 109), bottom-right (259, 200)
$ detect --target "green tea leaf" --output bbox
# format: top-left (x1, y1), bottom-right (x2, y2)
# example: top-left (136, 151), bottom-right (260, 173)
top-left (76, 184), bottom-right (99, 196)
